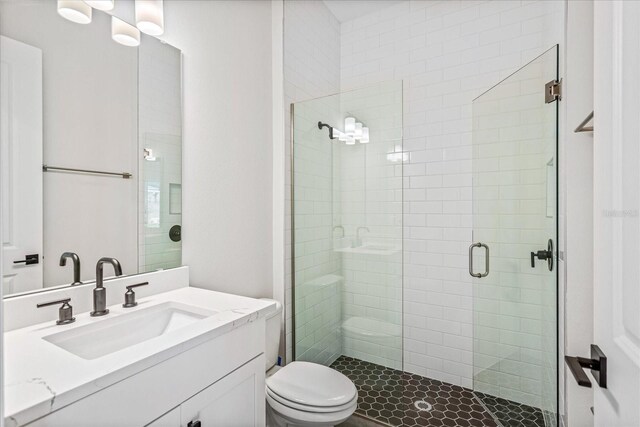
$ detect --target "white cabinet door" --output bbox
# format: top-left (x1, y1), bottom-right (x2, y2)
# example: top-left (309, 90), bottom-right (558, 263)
top-left (180, 356), bottom-right (265, 427)
top-left (0, 35), bottom-right (43, 295)
top-left (147, 407), bottom-right (180, 427)
top-left (593, 1), bottom-right (640, 425)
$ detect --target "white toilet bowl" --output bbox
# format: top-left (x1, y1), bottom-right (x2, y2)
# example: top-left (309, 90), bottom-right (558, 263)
top-left (260, 299), bottom-right (358, 427)
top-left (265, 362), bottom-right (357, 427)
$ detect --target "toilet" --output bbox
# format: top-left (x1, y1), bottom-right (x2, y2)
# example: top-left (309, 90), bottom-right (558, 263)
top-left (262, 299), bottom-right (358, 427)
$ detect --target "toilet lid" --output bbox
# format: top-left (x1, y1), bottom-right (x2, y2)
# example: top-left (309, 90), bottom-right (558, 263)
top-left (266, 362), bottom-right (357, 408)
top-left (266, 387), bottom-right (357, 413)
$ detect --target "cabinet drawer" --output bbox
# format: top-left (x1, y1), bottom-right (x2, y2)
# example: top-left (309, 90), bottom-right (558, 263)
top-left (181, 357), bottom-right (265, 427)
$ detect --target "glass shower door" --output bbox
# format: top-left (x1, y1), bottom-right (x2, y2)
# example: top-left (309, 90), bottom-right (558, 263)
top-left (291, 81), bottom-right (404, 424)
top-left (471, 46), bottom-right (558, 427)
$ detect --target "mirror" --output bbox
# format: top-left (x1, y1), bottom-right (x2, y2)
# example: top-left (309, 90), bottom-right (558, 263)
top-left (0, 1), bottom-right (182, 297)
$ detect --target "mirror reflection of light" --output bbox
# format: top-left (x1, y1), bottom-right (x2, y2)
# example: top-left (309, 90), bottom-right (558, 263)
top-left (57, 0), bottom-right (92, 24)
top-left (112, 17), bottom-right (141, 47)
top-left (360, 127), bottom-right (369, 143)
top-left (136, 0), bottom-right (165, 36)
top-left (85, 0), bottom-right (115, 11)
top-left (354, 122), bottom-right (363, 138)
top-left (344, 117), bottom-right (356, 136)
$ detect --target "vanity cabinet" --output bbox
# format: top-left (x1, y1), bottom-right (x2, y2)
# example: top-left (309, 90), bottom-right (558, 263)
top-left (146, 357), bottom-right (264, 427)
top-left (179, 357), bottom-right (264, 427)
top-left (25, 319), bottom-right (266, 427)
top-left (147, 408), bottom-right (180, 427)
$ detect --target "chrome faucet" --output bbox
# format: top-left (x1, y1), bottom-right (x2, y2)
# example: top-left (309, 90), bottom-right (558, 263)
top-left (355, 226), bottom-right (370, 247)
top-left (91, 257), bottom-right (123, 317)
top-left (60, 252), bottom-right (82, 285)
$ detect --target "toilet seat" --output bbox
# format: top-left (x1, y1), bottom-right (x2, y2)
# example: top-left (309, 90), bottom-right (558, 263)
top-left (266, 391), bottom-right (357, 425)
top-left (266, 361), bottom-right (357, 407)
top-left (265, 361), bottom-right (358, 425)
top-left (266, 386), bottom-right (358, 413)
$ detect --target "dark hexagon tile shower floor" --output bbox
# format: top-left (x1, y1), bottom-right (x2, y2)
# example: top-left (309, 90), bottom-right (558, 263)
top-left (331, 356), bottom-right (545, 427)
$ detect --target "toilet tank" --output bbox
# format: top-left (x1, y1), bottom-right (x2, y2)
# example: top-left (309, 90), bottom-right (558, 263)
top-left (260, 298), bottom-right (283, 371)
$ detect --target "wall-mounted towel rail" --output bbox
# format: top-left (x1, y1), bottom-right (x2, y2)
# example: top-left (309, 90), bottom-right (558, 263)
top-left (574, 111), bottom-right (594, 133)
top-left (43, 165), bottom-right (132, 179)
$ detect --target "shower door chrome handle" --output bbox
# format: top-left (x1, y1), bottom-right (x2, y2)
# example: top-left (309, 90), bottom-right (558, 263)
top-left (469, 243), bottom-right (489, 278)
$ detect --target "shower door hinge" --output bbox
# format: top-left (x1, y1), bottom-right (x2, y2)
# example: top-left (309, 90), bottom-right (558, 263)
top-left (545, 79), bottom-right (562, 103)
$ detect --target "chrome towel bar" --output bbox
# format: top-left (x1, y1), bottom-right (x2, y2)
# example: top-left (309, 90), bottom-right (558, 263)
top-left (43, 165), bottom-right (132, 179)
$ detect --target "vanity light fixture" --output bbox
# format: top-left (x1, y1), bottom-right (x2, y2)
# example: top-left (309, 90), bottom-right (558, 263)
top-left (112, 16), bottom-right (141, 47)
top-left (84, 0), bottom-right (114, 11)
top-left (57, 0), bottom-right (92, 24)
top-left (135, 0), bottom-right (164, 36)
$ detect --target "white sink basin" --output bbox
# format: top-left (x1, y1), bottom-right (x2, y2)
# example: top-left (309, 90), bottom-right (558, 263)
top-left (43, 302), bottom-right (216, 360)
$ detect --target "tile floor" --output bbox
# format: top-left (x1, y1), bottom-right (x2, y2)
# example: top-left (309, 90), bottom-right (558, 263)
top-left (474, 392), bottom-right (546, 427)
top-left (331, 356), bottom-right (547, 427)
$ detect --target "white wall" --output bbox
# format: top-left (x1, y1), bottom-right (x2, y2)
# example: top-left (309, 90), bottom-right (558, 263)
top-left (340, 0), bottom-right (563, 389)
top-left (562, 1), bottom-right (594, 426)
top-left (162, 0), bottom-right (273, 298)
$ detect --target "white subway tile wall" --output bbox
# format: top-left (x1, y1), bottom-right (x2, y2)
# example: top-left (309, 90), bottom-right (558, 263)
top-left (339, 0), bottom-right (562, 391)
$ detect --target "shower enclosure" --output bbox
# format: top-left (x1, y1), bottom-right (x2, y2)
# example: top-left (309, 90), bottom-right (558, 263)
top-left (291, 47), bottom-right (558, 427)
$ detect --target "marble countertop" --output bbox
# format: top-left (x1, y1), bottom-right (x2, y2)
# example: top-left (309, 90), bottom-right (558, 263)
top-left (4, 287), bottom-right (276, 426)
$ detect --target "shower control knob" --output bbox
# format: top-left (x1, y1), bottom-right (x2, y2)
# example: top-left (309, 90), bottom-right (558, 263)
top-left (531, 239), bottom-right (554, 271)
top-left (169, 225), bottom-right (181, 242)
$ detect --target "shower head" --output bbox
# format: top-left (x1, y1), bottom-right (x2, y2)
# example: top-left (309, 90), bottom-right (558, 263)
top-left (318, 121), bottom-right (336, 140)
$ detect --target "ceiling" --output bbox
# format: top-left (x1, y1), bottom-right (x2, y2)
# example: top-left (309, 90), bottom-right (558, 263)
top-left (322, 0), bottom-right (400, 23)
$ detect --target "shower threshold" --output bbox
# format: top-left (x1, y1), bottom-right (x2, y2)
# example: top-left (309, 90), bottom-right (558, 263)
top-left (330, 356), bottom-right (546, 427)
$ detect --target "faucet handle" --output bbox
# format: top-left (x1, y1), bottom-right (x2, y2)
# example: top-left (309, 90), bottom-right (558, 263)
top-left (123, 282), bottom-right (149, 308)
top-left (37, 298), bottom-right (75, 325)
